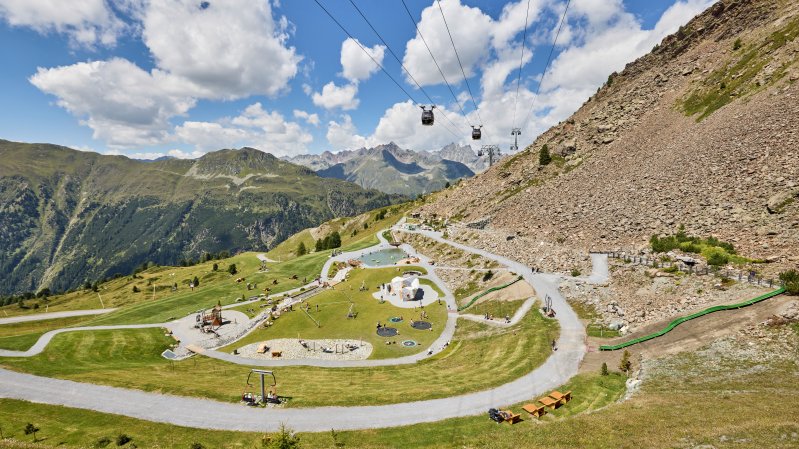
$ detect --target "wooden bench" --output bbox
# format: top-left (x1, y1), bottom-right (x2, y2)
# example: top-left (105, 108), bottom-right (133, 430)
top-left (501, 410), bottom-right (521, 424)
top-left (271, 350), bottom-right (282, 358)
top-left (521, 403), bottom-right (547, 418)
top-left (538, 396), bottom-right (558, 410)
top-left (549, 390), bottom-right (572, 406)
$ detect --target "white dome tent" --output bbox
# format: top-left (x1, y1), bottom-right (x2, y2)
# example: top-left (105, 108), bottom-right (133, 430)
top-left (389, 276), bottom-right (422, 302)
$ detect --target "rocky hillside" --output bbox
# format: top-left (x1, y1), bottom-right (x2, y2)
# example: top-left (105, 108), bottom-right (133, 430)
top-left (417, 0), bottom-right (799, 273)
top-left (0, 141), bottom-right (399, 295)
top-left (289, 142), bottom-right (476, 197)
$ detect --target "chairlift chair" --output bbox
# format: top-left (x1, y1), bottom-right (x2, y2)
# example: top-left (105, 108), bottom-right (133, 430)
top-left (471, 126), bottom-right (482, 140)
top-left (420, 105), bottom-right (435, 126)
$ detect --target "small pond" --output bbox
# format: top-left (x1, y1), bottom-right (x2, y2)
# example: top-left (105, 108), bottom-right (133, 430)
top-left (358, 248), bottom-right (408, 267)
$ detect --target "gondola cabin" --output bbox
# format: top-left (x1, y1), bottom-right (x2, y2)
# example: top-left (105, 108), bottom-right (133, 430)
top-left (420, 105), bottom-right (435, 126)
top-left (472, 126), bottom-right (482, 140)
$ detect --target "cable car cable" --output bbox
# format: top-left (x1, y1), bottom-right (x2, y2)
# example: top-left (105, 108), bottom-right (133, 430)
top-left (511, 0), bottom-right (533, 131)
top-left (399, 0), bottom-right (472, 130)
top-left (312, 0), bottom-right (462, 141)
top-left (435, 0), bottom-right (484, 128)
top-left (521, 0), bottom-right (571, 137)
top-left (346, 0), bottom-right (465, 139)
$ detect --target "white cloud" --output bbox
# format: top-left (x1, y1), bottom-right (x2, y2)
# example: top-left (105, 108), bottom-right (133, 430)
top-left (0, 0), bottom-right (124, 47)
top-left (312, 81), bottom-right (359, 110)
top-left (340, 37), bottom-right (385, 82)
top-left (138, 0), bottom-right (301, 99)
top-left (174, 121), bottom-right (249, 151)
top-left (293, 109), bottom-right (320, 126)
top-left (326, 115), bottom-right (368, 151)
top-left (402, 0), bottom-right (493, 86)
top-left (29, 58), bottom-right (195, 148)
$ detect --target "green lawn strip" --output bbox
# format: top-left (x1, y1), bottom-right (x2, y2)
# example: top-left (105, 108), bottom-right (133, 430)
top-left (0, 310), bottom-right (557, 408)
top-left (0, 316), bottom-right (95, 351)
top-left (467, 298), bottom-right (525, 320)
top-left (221, 267), bottom-right (448, 360)
top-left (84, 252), bottom-right (328, 326)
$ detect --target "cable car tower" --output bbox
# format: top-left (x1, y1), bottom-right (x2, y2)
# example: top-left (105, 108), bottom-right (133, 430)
top-left (510, 128), bottom-right (521, 152)
top-left (478, 145), bottom-right (501, 167)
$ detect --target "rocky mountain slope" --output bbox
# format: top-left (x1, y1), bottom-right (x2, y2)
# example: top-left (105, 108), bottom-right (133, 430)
top-left (288, 142), bottom-right (476, 197)
top-left (417, 0), bottom-right (799, 273)
top-left (0, 141), bottom-right (399, 295)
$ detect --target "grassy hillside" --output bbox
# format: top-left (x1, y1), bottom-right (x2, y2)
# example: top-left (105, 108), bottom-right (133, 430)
top-left (0, 140), bottom-right (401, 296)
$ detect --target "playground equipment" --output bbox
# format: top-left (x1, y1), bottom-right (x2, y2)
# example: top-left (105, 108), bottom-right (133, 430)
top-left (600, 287), bottom-right (785, 351)
top-left (543, 294), bottom-right (554, 317)
top-left (242, 369), bottom-right (279, 406)
top-left (196, 303), bottom-right (223, 331)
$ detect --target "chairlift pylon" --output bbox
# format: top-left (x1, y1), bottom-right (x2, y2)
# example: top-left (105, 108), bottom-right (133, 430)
top-left (420, 105), bottom-right (435, 126)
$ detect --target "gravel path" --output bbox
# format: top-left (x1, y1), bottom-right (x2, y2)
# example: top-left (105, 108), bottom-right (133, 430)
top-left (0, 224), bottom-right (594, 432)
top-left (0, 308), bottom-right (117, 325)
top-left (0, 323), bottom-right (166, 357)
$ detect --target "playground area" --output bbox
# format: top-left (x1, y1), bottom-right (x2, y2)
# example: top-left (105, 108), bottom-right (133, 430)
top-left (224, 266), bottom-right (449, 359)
top-left (236, 338), bottom-right (373, 361)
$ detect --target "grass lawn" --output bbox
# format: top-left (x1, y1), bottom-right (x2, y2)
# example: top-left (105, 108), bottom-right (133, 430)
top-left (2, 329), bottom-right (798, 448)
top-left (0, 308), bottom-right (557, 407)
top-left (223, 267), bottom-right (448, 359)
top-left (0, 316), bottom-right (94, 351)
top-left (468, 298), bottom-right (525, 320)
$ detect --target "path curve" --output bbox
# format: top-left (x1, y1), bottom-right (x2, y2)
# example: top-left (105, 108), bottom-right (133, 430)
top-left (0, 308), bottom-right (117, 325)
top-left (0, 324), bottom-right (165, 357)
top-left (0, 225), bottom-right (590, 432)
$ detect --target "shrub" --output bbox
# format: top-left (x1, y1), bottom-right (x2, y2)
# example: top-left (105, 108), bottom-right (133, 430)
top-left (601, 362), bottom-right (609, 376)
top-left (733, 38), bottom-right (742, 50)
top-left (571, 268), bottom-right (581, 277)
top-left (193, 276), bottom-right (200, 287)
top-left (482, 270), bottom-right (494, 282)
top-left (779, 270), bottom-right (799, 295)
top-left (95, 437), bottom-right (112, 447)
top-left (116, 434), bottom-right (132, 446)
top-left (706, 248), bottom-right (729, 267)
top-left (212, 263), bottom-right (218, 271)
top-left (132, 286), bottom-right (140, 293)
top-left (24, 423), bottom-right (39, 442)
top-left (265, 424), bottom-right (301, 449)
top-left (538, 144), bottom-right (551, 166)
top-left (190, 443), bottom-right (205, 449)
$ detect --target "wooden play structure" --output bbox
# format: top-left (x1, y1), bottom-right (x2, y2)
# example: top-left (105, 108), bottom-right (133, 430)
top-left (196, 302), bottom-right (223, 331)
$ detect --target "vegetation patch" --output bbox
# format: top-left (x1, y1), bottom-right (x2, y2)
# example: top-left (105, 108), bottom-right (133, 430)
top-left (649, 225), bottom-right (752, 266)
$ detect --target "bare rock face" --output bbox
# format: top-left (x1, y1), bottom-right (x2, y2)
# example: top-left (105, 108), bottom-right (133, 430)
top-left (416, 0), bottom-right (799, 276)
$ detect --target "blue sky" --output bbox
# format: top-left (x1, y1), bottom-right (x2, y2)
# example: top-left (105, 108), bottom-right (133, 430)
top-left (0, 0), bottom-right (715, 159)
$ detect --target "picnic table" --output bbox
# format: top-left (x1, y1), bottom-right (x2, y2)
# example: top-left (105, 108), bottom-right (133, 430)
top-left (538, 396), bottom-right (558, 410)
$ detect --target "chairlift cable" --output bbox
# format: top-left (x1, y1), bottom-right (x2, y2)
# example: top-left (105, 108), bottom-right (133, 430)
top-left (436, 0), bottom-right (484, 128)
top-left (347, 0), bottom-right (465, 140)
top-left (511, 0), bottom-right (533, 131)
top-left (521, 0), bottom-right (571, 137)
top-left (400, 0), bottom-right (471, 130)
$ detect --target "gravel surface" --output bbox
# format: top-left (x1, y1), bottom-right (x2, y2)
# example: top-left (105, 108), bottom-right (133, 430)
top-left (236, 338), bottom-right (373, 361)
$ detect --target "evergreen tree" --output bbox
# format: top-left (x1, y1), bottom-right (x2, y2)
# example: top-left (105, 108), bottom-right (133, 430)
top-left (193, 276), bottom-right (200, 287)
top-left (315, 239), bottom-right (323, 252)
top-left (212, 263), bottom-right (218, 271)
top-left (228, 264), bottom-right (238, 275)
top-left (539, 144), bottom-right (552, 166)
top-left (619, 350), bottom-right (632, 374)
top-left (329, 231), bottom-right (341, 249)
top-left (296, 241), bottom-right (307, 257)
top-left (92, 281), bottom-right (99, 292)
top-left (601, 362), bottom-right (609, 376)
top-left (132, 285), bottom-right (140, 293)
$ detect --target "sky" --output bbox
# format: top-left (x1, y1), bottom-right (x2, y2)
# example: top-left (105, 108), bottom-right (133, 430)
top-left (0, 0), bottom-right (716, 159)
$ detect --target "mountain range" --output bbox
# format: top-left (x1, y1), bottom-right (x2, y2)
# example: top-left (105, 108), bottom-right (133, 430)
top-left (0, 141), bottom-right (399, 295)
top-left (286, 142), bottom-right (485, 197)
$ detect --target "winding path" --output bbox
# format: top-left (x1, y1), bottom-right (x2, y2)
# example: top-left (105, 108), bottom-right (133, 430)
top-left (0, 224), bottom-right (595, 432)
top-left (0, 308), bottom-right (116, 325)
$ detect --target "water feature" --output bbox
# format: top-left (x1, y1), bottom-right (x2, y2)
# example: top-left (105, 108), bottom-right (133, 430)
top-left (357, 248), bottom-right (407, 267)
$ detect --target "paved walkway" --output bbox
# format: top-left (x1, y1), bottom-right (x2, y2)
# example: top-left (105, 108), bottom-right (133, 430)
top-left (0, 308), bottom-right (117, 325)
top-left (0, 223), bottom-right (595, 432)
